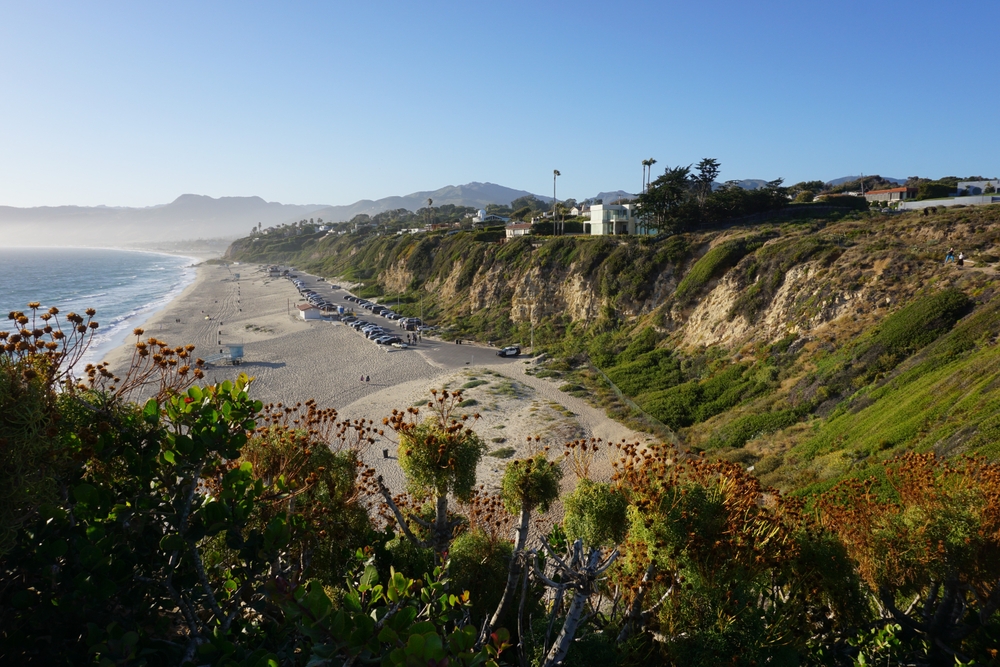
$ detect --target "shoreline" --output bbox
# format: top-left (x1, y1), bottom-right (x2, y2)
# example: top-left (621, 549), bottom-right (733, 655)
top-left (101, 264), bottom-right (652, 496)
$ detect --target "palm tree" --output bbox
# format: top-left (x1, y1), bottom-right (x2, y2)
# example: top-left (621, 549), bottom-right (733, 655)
top-left (639, 158), bottom-right (656, 234)
top-left (426, 198), bottom-right (433, 227)
top-left (553, 170), bottom-right (561, 235)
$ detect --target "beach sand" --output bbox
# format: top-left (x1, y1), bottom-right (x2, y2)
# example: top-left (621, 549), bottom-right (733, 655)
top-left (101, 264), bottom-right (653, 501)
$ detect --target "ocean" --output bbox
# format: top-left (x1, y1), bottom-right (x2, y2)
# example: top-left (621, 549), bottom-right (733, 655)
top-left (0, 247), bottom-right (196, 366)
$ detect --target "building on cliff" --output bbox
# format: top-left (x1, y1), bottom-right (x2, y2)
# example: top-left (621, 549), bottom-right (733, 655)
top-left (589, 203), bottom-right (637, 235)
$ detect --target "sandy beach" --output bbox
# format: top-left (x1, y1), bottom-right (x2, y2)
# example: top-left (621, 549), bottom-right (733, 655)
top-left (101, 264), bottom-right (651, 499)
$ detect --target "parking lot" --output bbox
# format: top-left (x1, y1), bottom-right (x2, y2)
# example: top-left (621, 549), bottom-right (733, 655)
top-left (283, 269), bottom-right (526, 371)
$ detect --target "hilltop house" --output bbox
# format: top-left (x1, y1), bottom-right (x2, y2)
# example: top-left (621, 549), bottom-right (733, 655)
top-left (505, 222), bottom-right (533, 238)
top-left (589, 203), bottom-right (637, 235)
top-left (472, 209), bottom-right (510, 224)
top-left (863, 187), bottom-right (918, 205)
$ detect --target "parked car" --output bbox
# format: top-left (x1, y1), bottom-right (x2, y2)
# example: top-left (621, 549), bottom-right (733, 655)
top-left (496, 345), bottom-right (521, 358)
top-left (391, 342), bottom-right (409, 349)
top-left (418, 325), bottom-right (436, 332)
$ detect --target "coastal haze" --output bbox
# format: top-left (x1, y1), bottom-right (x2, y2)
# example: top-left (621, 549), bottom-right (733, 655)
top-left (1, 178), bottom-right (846, 248)
top-left (0, 182), bottom-right (550, 246)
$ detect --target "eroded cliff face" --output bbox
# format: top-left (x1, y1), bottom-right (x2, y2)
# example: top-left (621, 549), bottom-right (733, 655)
top-left (232, 211), bottom-right (997, 356)
top-left (374, 233), bottom-right (906, 352)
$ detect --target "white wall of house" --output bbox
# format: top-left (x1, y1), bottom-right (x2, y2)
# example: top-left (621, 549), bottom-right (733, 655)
top-left (589, 204), bottom-right (636, 235)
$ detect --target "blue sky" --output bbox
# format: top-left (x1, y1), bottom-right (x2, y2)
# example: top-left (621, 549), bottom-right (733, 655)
top-left (1, 1), bottom-right (997, 207)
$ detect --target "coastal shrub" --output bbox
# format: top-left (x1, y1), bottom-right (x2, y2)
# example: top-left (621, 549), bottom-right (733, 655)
top-left (605, 348), bottom-right (683, 397)
top-left (462, 379), bottom-right (488, 389)
top-left (616, 456), bottom-right (863, 667)
top-left (447, 528), bottom-right (513, 625)
top-left (596, 241), bottom-right (675, 304)
top-left (818, 453), bottom-right (1000, 661)
top-left (563, 480), bottom-right (628, 548)
top-left (705, 408), bottom-right (806, 450)
top-left (675, 234), bottom-right (771, 303)
top-left (868, 288), bottom-right (971, 355)
top-left (636, 363), bottom-right (773, 429)
top-left (615, 326), bottom-right (659, 363)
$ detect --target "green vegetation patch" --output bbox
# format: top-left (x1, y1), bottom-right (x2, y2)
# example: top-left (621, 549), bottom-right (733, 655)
top-left (637, 362), bottom-right (775, 430)
top-left (461, 379), bottom-right (488, 389)
top-left (728, 236), bottom-right (842, 323)
top-left (605, 348), bottom-right (684, 396)
top-left (706, 407), bottom-right (808, 450)
top-left (675, 234), bottom-right (772, 303)
top-left (488, 446), bottom-right (516, 458)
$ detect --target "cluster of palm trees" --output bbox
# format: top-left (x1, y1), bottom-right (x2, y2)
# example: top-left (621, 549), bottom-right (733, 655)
top-left (641, 158), bottom-right (657, 193)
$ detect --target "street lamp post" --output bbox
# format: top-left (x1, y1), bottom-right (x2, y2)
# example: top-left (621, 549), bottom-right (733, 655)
top-left (553, 169), bottom-right (561, 235)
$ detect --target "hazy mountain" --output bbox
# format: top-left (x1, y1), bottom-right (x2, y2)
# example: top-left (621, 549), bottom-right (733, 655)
top-left (0, 195), bottom-right (327, 247)
top-left (587, 190), bottom-right (637, 204)
top-left (827, 175), bottom-right (905, 186)
top-left (300, 182), bottom-right (544, 222)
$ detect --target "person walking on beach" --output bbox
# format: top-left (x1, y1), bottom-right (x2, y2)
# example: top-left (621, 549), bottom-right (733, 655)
top-left (365, 375), bottom-right (370, 383)
top-left (360, 375), bottom-right (364, 382)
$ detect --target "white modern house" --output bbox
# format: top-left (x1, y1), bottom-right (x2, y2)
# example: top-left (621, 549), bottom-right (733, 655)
top-left (472, 209), bottom-right (511, 224)
top-left (589, 203), bottom-right (637, 235)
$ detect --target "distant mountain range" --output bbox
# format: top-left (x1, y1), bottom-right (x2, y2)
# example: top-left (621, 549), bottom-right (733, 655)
top-left (0, 194), bottom-right (326, 247)
top-left (301, 182), bottom-right (545, 223)
top-left (0, 178), bottom-right (801, 247)
top-left (826, 175), bottom-right (905, 186)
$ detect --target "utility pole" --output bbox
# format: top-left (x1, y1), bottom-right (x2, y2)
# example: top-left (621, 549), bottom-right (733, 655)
top-left (553, 169), bottom-right (561, 235)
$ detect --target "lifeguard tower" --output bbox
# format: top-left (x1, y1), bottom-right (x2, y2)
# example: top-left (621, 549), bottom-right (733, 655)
top-left (205, 343), bottom-right (245, 366)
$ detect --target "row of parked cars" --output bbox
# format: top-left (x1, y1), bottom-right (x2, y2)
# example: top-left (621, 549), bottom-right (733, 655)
top-left (290, 276), bottom-right (337, 311)
top-left (345, 318), bottom-right (407, 347)
top-left (342, 296), bottom-right (435, 333)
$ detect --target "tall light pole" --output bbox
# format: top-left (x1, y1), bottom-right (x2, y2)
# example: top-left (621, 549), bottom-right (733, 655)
top-left (553, 169), bottom-right (560, 235)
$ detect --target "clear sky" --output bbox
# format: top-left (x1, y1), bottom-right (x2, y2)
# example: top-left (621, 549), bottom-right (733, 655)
top-left (1, 1), bottom-right (997, 208)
